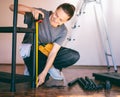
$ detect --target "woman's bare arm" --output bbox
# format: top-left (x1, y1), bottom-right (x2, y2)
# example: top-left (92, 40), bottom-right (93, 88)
top-left (9, 4), bottom-right (44, 19)
top-left (37, 43), bottom-right (61, 87)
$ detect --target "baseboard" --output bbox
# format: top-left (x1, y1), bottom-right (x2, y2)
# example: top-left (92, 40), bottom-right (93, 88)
top-left (0, 63), bottom-right (119, 69)
top-left (67, 65), bottom-right (120, 70)
top-left (0, 63), bottom-right (24, 66)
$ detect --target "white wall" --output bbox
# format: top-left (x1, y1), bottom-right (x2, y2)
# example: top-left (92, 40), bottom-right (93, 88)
top-left (65, 0), bottom-right (120, 66)
top-left (0, 0), bottom-right (120, 67)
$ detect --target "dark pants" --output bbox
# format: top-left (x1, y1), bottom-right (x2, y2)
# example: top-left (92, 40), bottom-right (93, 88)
top-left (23, 46), bottom-right (80, 76)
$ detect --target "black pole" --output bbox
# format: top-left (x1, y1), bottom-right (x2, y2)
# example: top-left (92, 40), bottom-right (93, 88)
top-left (32, 30), bottom-right (36, 88)
top-left (10, 0), bottom-right (18, 92)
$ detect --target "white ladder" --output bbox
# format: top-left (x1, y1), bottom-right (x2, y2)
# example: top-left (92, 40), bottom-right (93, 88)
top-left (73, 0), bottom-right (118, 72)
top-left (94, 0), bottom-right (118, 72)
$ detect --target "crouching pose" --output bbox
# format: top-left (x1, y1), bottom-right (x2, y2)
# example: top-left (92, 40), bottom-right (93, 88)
top-left (9, 3), bottom-right (80, 87)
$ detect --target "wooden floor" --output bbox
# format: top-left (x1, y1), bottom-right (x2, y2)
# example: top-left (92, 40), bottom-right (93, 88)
top-left (0, 64), bottom-right (120, 97)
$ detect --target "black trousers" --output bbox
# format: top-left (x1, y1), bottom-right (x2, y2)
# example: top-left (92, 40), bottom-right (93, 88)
top-left (23, 47), bottom-right (80, 76)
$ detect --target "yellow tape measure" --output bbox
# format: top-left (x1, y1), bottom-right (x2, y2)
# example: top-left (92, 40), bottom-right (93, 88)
top-left (36, 21), bottom-right (39, 87)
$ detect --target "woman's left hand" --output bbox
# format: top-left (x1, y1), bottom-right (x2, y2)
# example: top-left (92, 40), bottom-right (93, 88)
top-left (36, 72), bottom-right (46, 87)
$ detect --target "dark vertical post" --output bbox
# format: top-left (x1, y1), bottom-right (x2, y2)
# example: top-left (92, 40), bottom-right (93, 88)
top-left (10, 0), bottom-right (18, 92)
top-left (32, 30), bottom-right (36, 88)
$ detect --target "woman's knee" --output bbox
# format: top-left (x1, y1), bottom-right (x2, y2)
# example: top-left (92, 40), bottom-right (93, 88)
top-left (66, 49), bottom-right (80, 64)
top-left (72, 50), bottom-right (80, 63)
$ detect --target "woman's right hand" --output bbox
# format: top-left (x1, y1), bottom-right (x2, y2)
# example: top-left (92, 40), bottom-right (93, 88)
top-left (31, 9), bottom-right (44, 20)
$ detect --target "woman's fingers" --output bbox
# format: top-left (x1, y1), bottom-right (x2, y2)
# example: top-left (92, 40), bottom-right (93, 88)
top-left (32, 9), bottom-right (44, 20)
top-left (36, 75), bottom-right (45, 88)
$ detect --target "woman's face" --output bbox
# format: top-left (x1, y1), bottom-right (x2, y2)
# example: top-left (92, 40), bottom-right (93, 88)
top-left (49, 8), bottom-right (70, 27)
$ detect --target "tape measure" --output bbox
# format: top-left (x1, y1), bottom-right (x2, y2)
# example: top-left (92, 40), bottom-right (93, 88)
top-left (35, 13), bottom-right (46, 87)
top-left (35, 21), bottom-right (39, 87)
top-left (35, 13), bottom-right (43, 87)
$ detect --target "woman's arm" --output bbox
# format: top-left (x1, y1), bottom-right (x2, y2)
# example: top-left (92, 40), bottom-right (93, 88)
top-left (9, 4), bottom-right (44, 19)
top-left (37, 43), bottom-right (61, 87)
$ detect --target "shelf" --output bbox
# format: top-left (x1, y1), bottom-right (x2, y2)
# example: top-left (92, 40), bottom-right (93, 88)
top-left (0, 26), bottom-right (35, 33)
top-left (0, 72), bottom-right (32, 83)
top-left (0, 0), bottom-right (36, 92)
top-left (93, 72), bottom-right (120, 86)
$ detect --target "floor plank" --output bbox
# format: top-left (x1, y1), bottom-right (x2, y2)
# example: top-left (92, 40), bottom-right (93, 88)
top-left (0, 65), bottom-right (120, 97)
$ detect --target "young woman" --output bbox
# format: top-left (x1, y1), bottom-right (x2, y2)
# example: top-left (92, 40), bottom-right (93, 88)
top-left (9, 3), bottom-right (80, 87)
